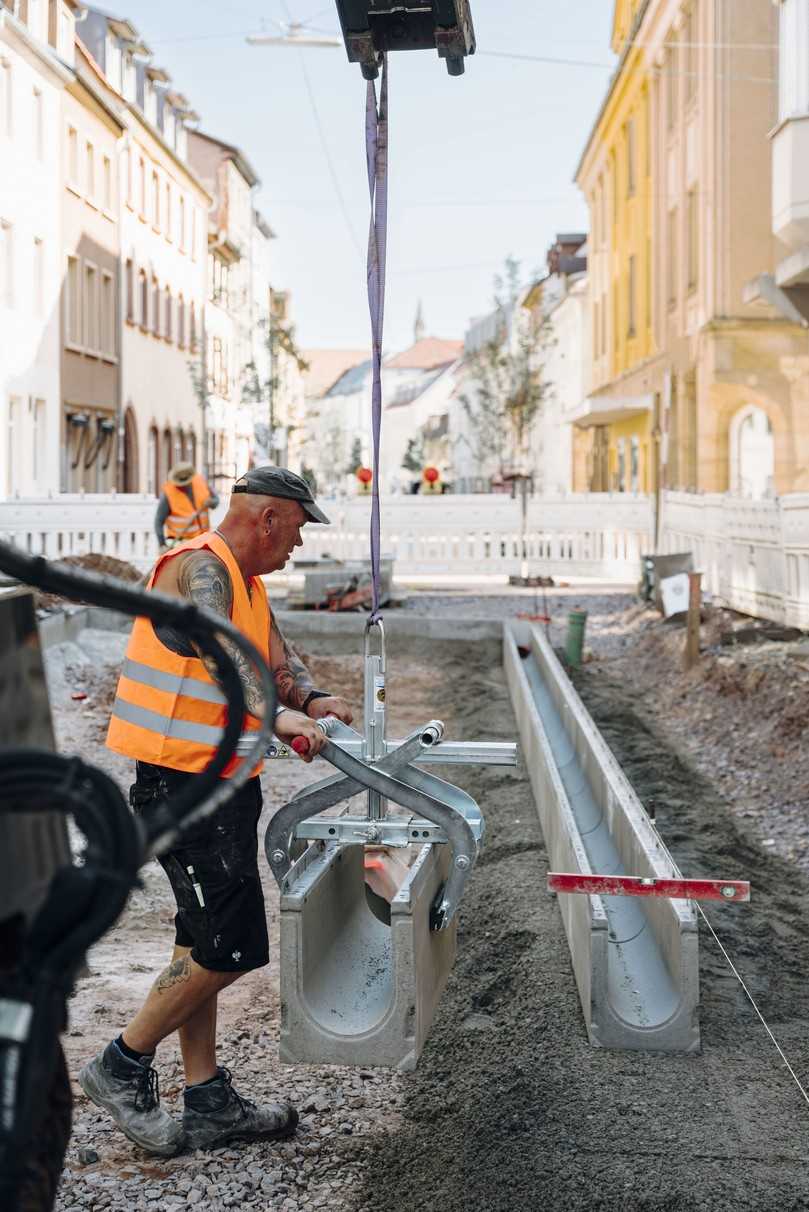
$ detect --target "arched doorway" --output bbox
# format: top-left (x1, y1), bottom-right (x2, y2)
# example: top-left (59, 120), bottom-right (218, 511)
top-left (147, 425), bottom-right (159, 496)
top-left (162, 427), bottom-right (172, 485)
top-left (730, 405), bottom-right (774, 499)
top-left (122, 407), bottom-right (139, 492)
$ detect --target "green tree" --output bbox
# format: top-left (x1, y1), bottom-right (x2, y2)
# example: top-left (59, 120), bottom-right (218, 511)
top-left (345, 436), bottom-right (363, 477)
top-left (401, 434), bottom-right (425, 474)
top-left (458, 256), bottom-right (553, 477)
top-left (241, 299), bottom-right (309, 467)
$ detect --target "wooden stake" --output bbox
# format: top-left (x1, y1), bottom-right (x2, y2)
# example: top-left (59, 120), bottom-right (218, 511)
top-left (683, 570), bottom-right (702, 670)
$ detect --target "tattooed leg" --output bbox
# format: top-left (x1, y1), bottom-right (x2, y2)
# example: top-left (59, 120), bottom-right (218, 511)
top-left (122, 945), bottom-right (240, 1065)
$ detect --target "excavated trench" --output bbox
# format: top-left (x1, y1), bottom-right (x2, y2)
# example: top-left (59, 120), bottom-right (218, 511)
top-left (47, 613), bottom-right (809, 1211)
top-left (352, 647), bottom-right (809, 1212)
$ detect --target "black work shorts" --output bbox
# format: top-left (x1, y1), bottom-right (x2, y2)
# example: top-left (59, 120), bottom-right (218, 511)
top-left (130, 762), bottom-right (270, 973)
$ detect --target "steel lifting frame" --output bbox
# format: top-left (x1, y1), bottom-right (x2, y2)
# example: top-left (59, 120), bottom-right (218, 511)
top-left (265, 619), bottom-right (516, 930)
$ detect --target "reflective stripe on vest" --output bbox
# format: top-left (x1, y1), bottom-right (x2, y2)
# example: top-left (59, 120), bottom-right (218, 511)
top-left (163, 474), bottom-right (211, 540)
top-left (106, 530), bottom-right (270, 777)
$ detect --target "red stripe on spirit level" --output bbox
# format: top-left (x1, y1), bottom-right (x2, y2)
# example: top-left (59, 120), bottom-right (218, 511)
top-left (547, 872), bottom-right (750, 903)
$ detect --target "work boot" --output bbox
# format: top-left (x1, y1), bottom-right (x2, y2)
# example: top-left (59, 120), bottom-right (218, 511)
top-left (78, 1041), bottom-right (185, 1158)
top-left (182, 1066), bottom-right (298, 1150)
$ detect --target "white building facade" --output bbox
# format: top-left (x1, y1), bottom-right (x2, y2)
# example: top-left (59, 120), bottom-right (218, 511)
top-left (80, 7), bottom-right (209, 496)
top-left (0, 0), bottom-right (76, 497)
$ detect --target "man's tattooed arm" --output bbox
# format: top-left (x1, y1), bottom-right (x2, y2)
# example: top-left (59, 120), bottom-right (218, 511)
top-left (177, 551), bottom-right (268, 718)
top-left (269, 615), bottom-right (317, 711)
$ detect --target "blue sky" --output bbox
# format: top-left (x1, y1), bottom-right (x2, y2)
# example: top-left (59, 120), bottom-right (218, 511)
top-left (124, 0), bottom-right (615, 350)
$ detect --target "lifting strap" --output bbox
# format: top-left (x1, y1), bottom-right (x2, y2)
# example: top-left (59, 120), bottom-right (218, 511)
top-left (364, 55), bottom-right (388, 623)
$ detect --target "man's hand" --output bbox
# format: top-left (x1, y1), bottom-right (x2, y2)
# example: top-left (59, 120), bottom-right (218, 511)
top-left (307, 696), bottom-right (353, 725)
top-left (274, 710), bottom-right (327, 763)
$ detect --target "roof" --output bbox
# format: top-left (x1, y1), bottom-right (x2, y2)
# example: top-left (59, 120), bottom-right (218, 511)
top-left (327, 359), bottom-right (373, 397)
top-left (302, 349), bottom-right (369, 398)
top-left (191, 128), bottom-right (260, 189)
top-left (385, 337), bottom-right (463, 371)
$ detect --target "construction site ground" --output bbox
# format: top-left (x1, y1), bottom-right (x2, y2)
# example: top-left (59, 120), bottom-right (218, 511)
top-left (48, 586), bottom-right (809, 1212)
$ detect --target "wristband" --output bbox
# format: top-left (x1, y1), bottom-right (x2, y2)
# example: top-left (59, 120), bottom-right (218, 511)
top-left (302, 690), bottom-right (331, 711)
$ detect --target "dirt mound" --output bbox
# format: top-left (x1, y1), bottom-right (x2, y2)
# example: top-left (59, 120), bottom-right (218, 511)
top-left (35, 553), bottom-right (144, 611)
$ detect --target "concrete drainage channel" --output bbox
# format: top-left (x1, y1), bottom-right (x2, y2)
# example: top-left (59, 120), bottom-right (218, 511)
top-left (37, 604), bottom-right (701, 1055)
top-left (504, 622), bottom-right (699, 1051)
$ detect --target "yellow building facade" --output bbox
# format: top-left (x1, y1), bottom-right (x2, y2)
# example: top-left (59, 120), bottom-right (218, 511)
top-left (574, 0), bottom-right (809, 500)
top-left (574, 0), bottom-right (656, 495)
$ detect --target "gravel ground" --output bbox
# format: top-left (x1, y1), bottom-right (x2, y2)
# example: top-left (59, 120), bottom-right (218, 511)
top-left (41, 594), bottom-right (809, 1212)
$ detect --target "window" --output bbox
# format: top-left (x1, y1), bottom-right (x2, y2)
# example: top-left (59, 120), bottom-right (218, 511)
top-left (165, 182), bottom-right (172, 240)
top-left (147, 424), bottom-right (158, 495)
top-left (189, 429), bottom-right (197, 467)
top-left (162, 428), bottom-right (172, 482)
top-left (123, 145), bottom-right (132, 206)
top-left (139, 268), bottom-right (148, 328)
top-left (179, 195), bottom-right (186, 251)
top-left (684, 5), bottom-right (697, 102)
top-left (85, 141), bottom-right (95, 199)
top-left (189, 300), bottom-right (197, 351)
top-left (0, 220), bottom-right (13, 307)
top-left (33, 87), bottom-right (43, 159)
top-left (125, 259), bottom-right (134, 323)
top-left (177, 293), bottom-right (185, 347)
top-left (164, 286), bottom-right (172, 342)
top-left (626, 118), bottom-right (635, 197)
top-left (6, 396), bottom-right (20, 496)
top-left (152, 278), bottom-right (160, 336)
top-left (667, 207), bottom-right (678, 306)
top-left (84, 262), bottom-right (98, 353)
top-left (616, 437), bottom-right (627, 492)
top-left (174, 427), bottom-right (184, 465)
top-left (31, 398), bottom-right (46, 491)
top-left (67, 125), bottom-right (78, 186)
top-left (666, 38), bottom-right (677, 129)
top-left (628, 254), bottom-right (637, 337)
top-left (731, 406), bottom-right (775, 499)
top-left (1, 60), bottom-right (12, 138)
top-left (102, 155), bottom-right (112, 210)
top-left (101, 270), bottom-right (114, 357)
top-left (152, 171), bottom-right (160, 229)
top-left (687, 188), bottom-right (698, 292)
top-left (630, 436), bottom-right (640, 493)
top-left (33, 237), bottom-right (43, 315)
top-left (66, 254), bottom-right (80, 343)
top-left (138, 156), bottom-right (146, 216)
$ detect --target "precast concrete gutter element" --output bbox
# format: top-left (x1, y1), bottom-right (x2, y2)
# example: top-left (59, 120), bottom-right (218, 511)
top-left (278, 841), bottom-right (455, 1070)
top-left (503, 622), bottom-right (700, 1051)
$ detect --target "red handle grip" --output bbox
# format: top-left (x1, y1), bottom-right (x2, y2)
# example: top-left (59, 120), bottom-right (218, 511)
top-left (291, 736), bottom-right (310, 756)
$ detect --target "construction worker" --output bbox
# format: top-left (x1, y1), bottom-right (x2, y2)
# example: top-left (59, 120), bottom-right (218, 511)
top-left (79, 467), bottom-right (353, 1157)
top-left (155, 461), bottom-right (218, 549)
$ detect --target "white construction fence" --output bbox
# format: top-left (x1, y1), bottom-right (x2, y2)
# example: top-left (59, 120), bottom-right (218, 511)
top-left (0, 490), bottom-right (807, 629)
top-left (659, 492), bottom-right (809, 630)
top-left (0, 492), bottom-right (652, 582)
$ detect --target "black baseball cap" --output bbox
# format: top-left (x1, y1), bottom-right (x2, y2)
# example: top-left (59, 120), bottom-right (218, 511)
top-left (232, 467), bottom-right (330, 524)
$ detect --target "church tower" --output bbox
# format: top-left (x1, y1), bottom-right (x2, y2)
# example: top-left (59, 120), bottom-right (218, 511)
top-left (413, 299), bottom-right (426, 344)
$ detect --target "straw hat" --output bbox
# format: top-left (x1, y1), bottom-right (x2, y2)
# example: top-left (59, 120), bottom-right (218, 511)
top-left (169, 461), bottom-right (195, 485)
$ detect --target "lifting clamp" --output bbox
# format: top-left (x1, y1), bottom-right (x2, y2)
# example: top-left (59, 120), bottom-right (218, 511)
top-left (265, 619), bottom-right (516, 930)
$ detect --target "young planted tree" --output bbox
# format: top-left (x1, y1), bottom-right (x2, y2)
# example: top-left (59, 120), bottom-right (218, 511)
top-left (401, 434), bottom-right (425, 475)
top-left (458, 256), bottom-right (553, 480)
top-left (241, 304), bottom-right (309, 467)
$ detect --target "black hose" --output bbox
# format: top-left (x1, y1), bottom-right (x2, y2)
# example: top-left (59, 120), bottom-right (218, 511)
top-left (0, 539), bottom-right (278, 844)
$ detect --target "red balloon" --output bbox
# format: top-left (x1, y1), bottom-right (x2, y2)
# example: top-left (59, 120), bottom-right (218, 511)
top-left (356, 466), bottom-right (373, 484)
top-left (423, 465), bottom-right (440, 483)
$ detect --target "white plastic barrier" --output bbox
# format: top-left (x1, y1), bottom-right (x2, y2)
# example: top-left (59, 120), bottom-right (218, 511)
top-left (0, 492), bottom-right (653, 581)
top-left (659, 492), bottom-right (809, 629)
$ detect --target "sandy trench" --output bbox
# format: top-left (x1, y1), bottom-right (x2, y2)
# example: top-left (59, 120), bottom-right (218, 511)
top-left (44, 599), bottom-right (809, 1212)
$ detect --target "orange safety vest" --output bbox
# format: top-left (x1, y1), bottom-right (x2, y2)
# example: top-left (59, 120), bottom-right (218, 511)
top-left (106, 531), bottom-right (270, 777)
top-left (163, 474), bottom-right (212, 541)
